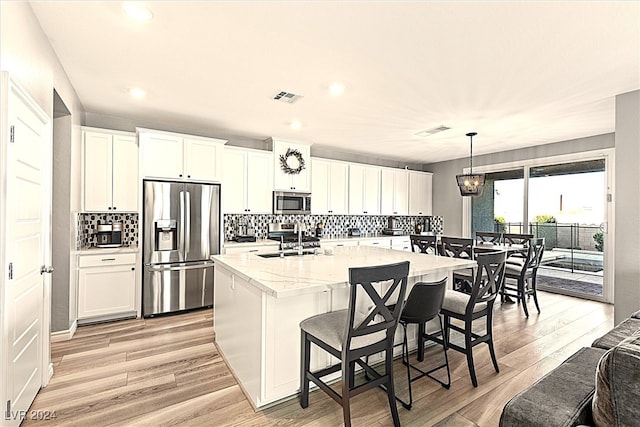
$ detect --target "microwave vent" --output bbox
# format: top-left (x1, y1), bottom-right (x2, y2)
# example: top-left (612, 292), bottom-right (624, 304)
top-left (273, 91), bottom-right (303, 104)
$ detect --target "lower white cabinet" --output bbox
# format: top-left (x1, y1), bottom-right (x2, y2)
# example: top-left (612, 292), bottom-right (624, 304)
top-left (223, 242), bottom-right (279, 255)
top-left (77, 253), bottom-right (137, 322)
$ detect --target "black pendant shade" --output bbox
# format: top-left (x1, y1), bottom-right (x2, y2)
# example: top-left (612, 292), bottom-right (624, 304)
top-left (456, 132), bottom-right (486, 196)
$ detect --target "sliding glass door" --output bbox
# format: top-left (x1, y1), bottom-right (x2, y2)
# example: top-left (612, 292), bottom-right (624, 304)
top-left (468, 153), bottom-right (612, 302)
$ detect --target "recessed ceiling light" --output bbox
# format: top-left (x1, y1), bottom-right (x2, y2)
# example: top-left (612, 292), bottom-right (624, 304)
top-left (122, 3), bottom-right (153, 21)
top-left (415, 125), bottom-right (451, 137)
top-left (129, 87), bottom-right (146, 99)
top-left (290, 121), bottom-right (302, 131)
top-left (329, 83), bottom-right (345, 96)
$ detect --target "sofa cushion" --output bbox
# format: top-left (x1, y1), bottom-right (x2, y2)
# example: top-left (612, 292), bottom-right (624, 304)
top-left (592, 334), bottom-right (640, 427)
top-left (632, 309), bottom-right (640, 319)
top-left (591, 317), bottom-right (640, 350)
top-left (500, 347), bottom-right (607, 427)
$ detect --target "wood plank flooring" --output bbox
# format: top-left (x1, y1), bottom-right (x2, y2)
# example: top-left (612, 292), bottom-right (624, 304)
top-left (24, 292), bottom-right (613, 426)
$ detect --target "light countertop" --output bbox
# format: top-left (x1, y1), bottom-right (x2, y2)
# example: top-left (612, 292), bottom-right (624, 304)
top-left (73, 245), bottom-right (140, 255)
top-left (211, 245), bottom-right (475, 298)
top-left (222, 233), bottom-right (412, 248)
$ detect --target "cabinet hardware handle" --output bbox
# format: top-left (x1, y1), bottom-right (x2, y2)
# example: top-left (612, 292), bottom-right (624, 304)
top-left (179, 174), bottom-right (183, 177)
top-left (188, 175), bottom-right (191, 178)
top-left (249, 250), bottom-right (258, 252)
top-left (113, 207), bottom-right (117, 210)
top-left (131, 267), bottom-right (135, 271)
top-left (101, 258), bottom-right (116, 261)
top-left (108, 207), bottom-right (112, 210)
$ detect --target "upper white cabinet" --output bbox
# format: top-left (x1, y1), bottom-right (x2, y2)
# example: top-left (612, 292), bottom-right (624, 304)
top-left (223, 147), bottom-right (273, 214)
top-left (380, 167), bottom-right (409, 216)
top-left (138, 128), bottom-right (226, 182)
top-left (348, 164), bottom-right (381, 215)
top-left (82, 127), bottom-right (138, 212)
top-left (408, 171), bottom-right (433, 216)
top-left (311, 158), bottom-right (349, 215)
top-left (269, 139), bottom-right (311, 191)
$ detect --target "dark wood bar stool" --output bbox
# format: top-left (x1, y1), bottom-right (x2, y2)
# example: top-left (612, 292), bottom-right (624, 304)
top-left (299, 261), bottom-right (409, 427)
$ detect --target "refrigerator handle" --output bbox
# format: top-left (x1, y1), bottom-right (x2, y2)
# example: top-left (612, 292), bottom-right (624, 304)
top-left (185, 191), bottom-right (191, 257)
top-left (179, 191), bottom-right (185, 256)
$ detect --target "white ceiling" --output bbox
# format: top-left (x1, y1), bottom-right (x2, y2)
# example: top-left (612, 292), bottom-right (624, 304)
top-left (30, 1), bottom-right (639, 164)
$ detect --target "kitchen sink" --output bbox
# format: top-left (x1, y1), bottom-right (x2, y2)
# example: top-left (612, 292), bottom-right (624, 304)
top-left (258, 250), bottom-right (318, 258)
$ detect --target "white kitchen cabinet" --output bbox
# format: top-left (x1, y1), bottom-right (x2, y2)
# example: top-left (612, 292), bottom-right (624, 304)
top-left (311, 158), bottom-right (349, 215)
top-left (83, 128), bottom-right (138, 212)
top-left (381, 167), bottom-right (409, 216)
top-left (390, 236), bottom-right (412, 252)
top-left (222, 147), bottom-right (273, 214)
top-left (77, 252), bottom-right (137, 322)
top-left (348, 163), bottom-right (381, 215)
top-left (408, 171), bottom-right (433, 216)
top-left (223, 242), bottom-right (279, 255)
top-left (138, 128), bottom-right (226, 181)
top-left (359, 237), bottom-right (391, 248)
top-left (269, 139), bottom-right (311, 191)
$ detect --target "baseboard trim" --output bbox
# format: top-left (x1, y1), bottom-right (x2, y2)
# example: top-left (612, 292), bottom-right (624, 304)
top-left (50, 319), bottom-right (77, 342)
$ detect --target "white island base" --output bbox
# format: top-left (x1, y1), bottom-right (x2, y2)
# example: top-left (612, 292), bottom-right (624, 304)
top-left (212, 245), bottom-right (476, 410)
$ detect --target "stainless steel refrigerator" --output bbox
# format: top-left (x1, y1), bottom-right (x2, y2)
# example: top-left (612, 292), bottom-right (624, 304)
top-left (142, 179), bottom-right (220, 317)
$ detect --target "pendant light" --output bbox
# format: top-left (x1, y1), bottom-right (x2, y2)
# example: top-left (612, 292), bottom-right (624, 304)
top-left (456, 132), bottom-right (485, 196)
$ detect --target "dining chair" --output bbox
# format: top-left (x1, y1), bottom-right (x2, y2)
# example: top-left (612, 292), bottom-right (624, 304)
top-left (439, 236), bottom-right (474, 292)
top-left (475, 231), bottom-right (502, 245)
top-left (299, 261), bottom-right (409, 427)
top-left (409, 234), bottom-right (438, 255)
top-left (502, 233), bottom-right (534, 263)
top-left (439, 251), bottom-right (507, 387)
top-left (396, 278), bottom-right (450, 409)
top-left (501, 238), bottom-right (545, 317)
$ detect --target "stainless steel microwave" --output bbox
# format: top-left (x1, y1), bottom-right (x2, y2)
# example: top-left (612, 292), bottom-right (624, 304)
top-left (273, 191), bottom-right (311, 215)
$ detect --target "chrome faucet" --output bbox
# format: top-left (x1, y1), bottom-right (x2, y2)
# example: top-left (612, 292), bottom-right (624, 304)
top-left (296, 221), bottom-right (304, 255)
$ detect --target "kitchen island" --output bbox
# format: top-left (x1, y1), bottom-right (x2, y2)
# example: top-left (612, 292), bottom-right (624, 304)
top-left (212, 245), bottom-right (476, 409)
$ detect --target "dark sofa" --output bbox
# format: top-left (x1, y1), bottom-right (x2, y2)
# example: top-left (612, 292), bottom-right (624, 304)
top-left (500, 309), bottom-right (640, 427)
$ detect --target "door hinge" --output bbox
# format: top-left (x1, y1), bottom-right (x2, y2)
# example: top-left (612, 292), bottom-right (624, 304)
top-left (9, 125), bottom-right (15, 143)
top-left (8, 262), bottom-right (13, 280)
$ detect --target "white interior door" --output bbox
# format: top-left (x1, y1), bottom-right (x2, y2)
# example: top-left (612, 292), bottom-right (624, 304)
top-left (1, 74), bottom-right (51, 426)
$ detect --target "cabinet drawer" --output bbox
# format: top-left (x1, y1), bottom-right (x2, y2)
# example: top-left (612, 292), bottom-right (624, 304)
top-left (79, 252), bottom-right (136, 268)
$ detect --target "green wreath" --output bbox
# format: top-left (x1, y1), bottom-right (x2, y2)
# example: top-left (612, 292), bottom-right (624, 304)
top-left (279, 148), bottom-right (306, 175)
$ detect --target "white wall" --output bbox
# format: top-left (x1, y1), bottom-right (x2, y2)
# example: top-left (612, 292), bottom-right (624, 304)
top-left (0, 1), bottom-right (84, 332)
top-left (614, 90), bottom-right (640, 323)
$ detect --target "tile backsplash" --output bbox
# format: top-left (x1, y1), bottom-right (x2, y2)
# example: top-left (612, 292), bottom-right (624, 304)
top-left (223, 214), bottom-right (443, 241)
top-left (77, 212), bottom-right (139, 249)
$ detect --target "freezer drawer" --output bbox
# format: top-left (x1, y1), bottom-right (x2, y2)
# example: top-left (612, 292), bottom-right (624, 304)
top-left (143, 261), bottom-right (214, 316)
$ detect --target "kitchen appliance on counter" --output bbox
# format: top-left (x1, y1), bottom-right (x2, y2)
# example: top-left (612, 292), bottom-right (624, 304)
top-left (142, 179), bottom-right (220, 317)
top-left (267, 222), bottom-right (320, 251)
top-left (273, 191), bottom-right (311, 215)
top-left (347, 228), bottom-right (361, 237)
top-left (382, 216), bottom-right (403, 236)
top-left (233, 215), bottom-right (256, 242)
top-left (96, 222), bottom-right (123, 247)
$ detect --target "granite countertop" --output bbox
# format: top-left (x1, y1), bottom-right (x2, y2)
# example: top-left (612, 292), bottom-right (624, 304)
top-left (211, 245), bottom-right (475, 298)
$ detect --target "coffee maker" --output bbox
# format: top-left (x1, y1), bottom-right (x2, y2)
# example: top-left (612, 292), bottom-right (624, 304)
top-left (382, 216), bottom-right (403, 235)
top-left (96, 222), bottom-right (123, 248)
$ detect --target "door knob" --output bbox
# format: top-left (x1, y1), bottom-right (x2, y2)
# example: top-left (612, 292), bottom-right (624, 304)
top-left (40, 265), bottom-right (54, 274)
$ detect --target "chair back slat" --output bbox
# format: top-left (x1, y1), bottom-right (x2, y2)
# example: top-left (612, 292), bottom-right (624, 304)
top-left (410, 234), bottom-right (437, 255)
top-left (346, 261), bottom-right (409, 349)
top-left (503, 233), bottom-right (534, 246)
top-left (475, 231), bottom-right (502, 244)
top-left (468, 251), bottom-right (507, 312)
top-left (440, 236), bottom-right (473, 259)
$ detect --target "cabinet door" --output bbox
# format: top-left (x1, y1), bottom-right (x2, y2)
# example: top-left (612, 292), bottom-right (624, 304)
top-left (409, 171), bottom-right (433, 216)
top-left (222, 148), bottom-right (248, 214)
top-left (394, 169), bottom-right (409, 215)
top-left (83, 132), bottom-right (112, 211)
top-left (348, 164), bottom-right (365, 214)
top-left (380, 168), bottom-right (396, 215)
top-left (246, 150), bottom-right (273, 213)
top-left (78, 265), bottom-right (136, 319)
top-left (311, 159), bottom-right (330, 214)
top-left (328, 161), bottom-right (349, 215)
top-left (184, 137), bottom-right (225, 181)
top-left (139, 132), bottom-right (183, 179)
top-left (363, 165), bottom-right (381, 215)
top-left (112, 134), bottom-right (138, 211)
top-left (272, 140), bottom-right (311, 191)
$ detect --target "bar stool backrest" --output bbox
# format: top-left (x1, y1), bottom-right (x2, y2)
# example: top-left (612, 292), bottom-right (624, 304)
top-left (475, 231), bottom-right (502, 244)
top-left (345, 261), bottom-right (409, 353)
top-left (468, 251), bottom-right (507, 314)
top-left (440, 236), bottom-right (474, 260)
top-left (503, 233), bottom-right (534, 246)
top-left (410, 234), bottom-right (437, 255)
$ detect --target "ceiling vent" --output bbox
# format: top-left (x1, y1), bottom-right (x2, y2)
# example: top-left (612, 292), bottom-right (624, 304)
top-left (273, 91), bottom-right (303, 104)
top-left (415, 125), bottom-right (451, 137)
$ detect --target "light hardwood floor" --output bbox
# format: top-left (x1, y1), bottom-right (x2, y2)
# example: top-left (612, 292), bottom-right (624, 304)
top-left (25, 291), bottom-right (613, 426)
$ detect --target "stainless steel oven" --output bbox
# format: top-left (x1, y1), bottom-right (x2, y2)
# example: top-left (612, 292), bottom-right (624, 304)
top-left (273, 191), bottom-right (311, 215)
